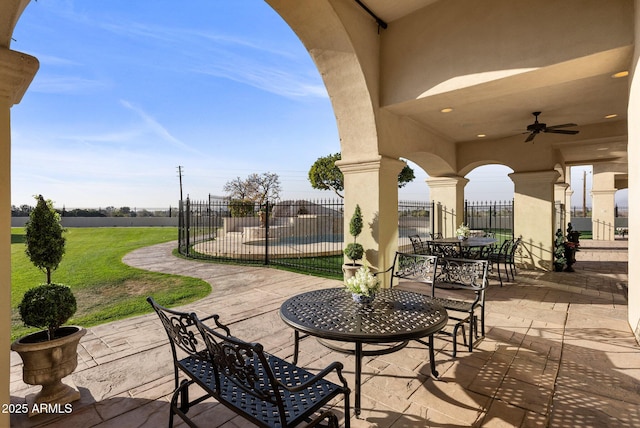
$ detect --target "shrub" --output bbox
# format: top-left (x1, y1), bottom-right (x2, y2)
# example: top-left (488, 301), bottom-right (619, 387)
top-left (344, 205), bottom-right (364, 264)
top-left (228, 199), bottom-right (255, 217)
top-left (18, 283), bottom-right (77, 340)
top-left (25, 195), bottom-right (66, 284)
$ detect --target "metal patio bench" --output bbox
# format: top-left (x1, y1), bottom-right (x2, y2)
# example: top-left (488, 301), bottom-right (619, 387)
top-left (148, 297), bottom-right (351, 428)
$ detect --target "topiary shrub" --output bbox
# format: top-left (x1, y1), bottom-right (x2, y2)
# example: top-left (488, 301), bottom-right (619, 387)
top-left (25, 195), bottom-right (66, 284)
top-left (228, 199), bottom-right (255, 217)
top-left (344, 242), bottom-right (364, 264)
top-left (18, 283), bottom-right (77, 341)
top-left (344, 204), bottom-right (364, 265)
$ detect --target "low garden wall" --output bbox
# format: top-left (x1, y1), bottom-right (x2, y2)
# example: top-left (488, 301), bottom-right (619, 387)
top-left (11, 217), bottom-right (178, 228)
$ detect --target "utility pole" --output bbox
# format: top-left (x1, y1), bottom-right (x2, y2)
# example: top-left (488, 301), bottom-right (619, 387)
top-left (177, 166), bottom-right (184, 202)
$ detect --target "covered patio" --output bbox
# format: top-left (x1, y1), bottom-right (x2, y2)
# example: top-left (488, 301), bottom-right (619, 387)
top-left (2, 1), bottom-right (639, 426)
top-left (10, 240), bottom-right (636, 427)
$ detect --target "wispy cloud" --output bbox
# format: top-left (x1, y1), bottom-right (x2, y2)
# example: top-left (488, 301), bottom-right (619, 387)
top-left (100, 21), bottom-right (327, 99)
top-left (119, 100), bottom-right (200, 153)
top-left (30, 75), bottom-right (111, 94)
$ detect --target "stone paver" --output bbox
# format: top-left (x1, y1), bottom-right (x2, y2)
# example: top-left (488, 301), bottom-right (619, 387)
top-left (9, 239), bottom-right (638, 427)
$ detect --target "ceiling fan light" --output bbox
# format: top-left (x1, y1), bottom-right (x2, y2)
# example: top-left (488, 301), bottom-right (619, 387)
top-left (611, 71), bottom-right (629, 79)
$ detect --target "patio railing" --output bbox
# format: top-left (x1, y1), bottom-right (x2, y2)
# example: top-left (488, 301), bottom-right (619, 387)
top-left (178, 198), bottom-right (513, 277)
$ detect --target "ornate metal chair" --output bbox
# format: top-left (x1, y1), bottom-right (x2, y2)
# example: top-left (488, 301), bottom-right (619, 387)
top-left (408, 235), bottom-right (430, 254)
top-left (432, 258), bottom-right (489, 356)
top-left (427, 240), bottom-right (462, 259)
top-left (487, 237), bottom-right (521, 286)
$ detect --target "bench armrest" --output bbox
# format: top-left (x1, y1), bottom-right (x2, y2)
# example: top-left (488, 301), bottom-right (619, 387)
top-left (276, 361), bottom-right (349, 393)
top-left (373, 264), bottom-right (394, 276)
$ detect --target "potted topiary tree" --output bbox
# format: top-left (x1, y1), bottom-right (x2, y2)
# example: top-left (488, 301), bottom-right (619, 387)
top-left (342, 204), bottom-right (365, 281)
top-left (553, 228), bottom-right (567, 272)
top-left (11, 195), bottom-right (85, 413)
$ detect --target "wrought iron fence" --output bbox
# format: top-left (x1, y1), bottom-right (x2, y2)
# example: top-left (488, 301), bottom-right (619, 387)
top-left (179, 198), bottom-right (345, 277)
top-left (464, 200), bottom-right (514, 244)
top-left (178, 198), bottom-right (513, 277)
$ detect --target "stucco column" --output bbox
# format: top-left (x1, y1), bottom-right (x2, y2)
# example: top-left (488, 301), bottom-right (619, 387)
top-left (509, 170), bottom-right (560, 270)
top-left (554, 182), bottom-right (570, 230)
top-left (337, 156), bottom-right (405, 286)
top-left (591, 164), bottom-right (618, 240)
top-left (629, 0), bottom-right (640, 343)
top-left (425, 176), bottom-right (468, 238)
top-left (0, 45), bottom-right (38, 421)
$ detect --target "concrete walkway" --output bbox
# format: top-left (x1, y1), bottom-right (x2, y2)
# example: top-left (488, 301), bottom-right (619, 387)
top-left (9, 240), bottom-right (637, 427)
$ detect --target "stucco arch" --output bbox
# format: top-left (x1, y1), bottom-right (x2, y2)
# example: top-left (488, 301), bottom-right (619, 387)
top-left (266, 0), bottom-right (382, 160)
top-left (459, 160), bottom-right (514, 178)
top-left (402, 151), bottom-right (455, 178)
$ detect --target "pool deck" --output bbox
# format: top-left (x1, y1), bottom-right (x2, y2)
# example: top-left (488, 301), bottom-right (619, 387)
top-left (9, 239), bottom-right (637, 427)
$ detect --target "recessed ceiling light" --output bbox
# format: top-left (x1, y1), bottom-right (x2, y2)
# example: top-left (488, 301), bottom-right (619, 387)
top-left (440, 107), bottom-right (453, 113)
top-left (611, 71), bottom-right (629, 78)
top-left (604, 114), bottom-right (618, 119)
top-left (596, 147), bottom-right (609, 151)
top-left (476, 134), bottom-right (486, 138)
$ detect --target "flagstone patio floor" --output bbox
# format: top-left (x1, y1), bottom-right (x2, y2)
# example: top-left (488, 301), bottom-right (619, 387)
top-left (9, 239), bottom-right (637, 427)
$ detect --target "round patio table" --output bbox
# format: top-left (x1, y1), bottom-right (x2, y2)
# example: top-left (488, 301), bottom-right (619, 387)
top-left (280, 287), bottom-right (448, 416)
top-left (431, 237), bottom-right (497, 258)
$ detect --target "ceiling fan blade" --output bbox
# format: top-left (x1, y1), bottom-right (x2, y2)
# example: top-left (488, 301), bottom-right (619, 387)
top-left (545, 129), bottom-right (579, 135)
top-left (546, 123), bottom-right (578, 129)
top-left (525, 132), bottom-right (537, 142)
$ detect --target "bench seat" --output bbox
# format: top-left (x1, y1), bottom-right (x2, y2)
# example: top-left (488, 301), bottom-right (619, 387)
top-left (148, 297), bottom-right (350, 428)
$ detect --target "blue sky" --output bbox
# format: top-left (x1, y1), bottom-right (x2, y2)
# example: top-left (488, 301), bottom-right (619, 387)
top-left (10, 1), bottom-right (623, 209)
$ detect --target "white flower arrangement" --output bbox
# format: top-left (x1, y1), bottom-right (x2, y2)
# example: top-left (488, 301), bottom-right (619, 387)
top-left (456, 223), bottom-right (470, 238)
top-left (344, 265), bottom-right (380, 297)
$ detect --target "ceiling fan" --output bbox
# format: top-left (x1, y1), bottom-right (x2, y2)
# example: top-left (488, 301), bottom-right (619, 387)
top-left (524, 111), bottom-right (579, 142)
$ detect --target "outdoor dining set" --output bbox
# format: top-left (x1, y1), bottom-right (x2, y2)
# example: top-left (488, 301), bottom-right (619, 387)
top-left (147, 232), bottom-right (522, 427)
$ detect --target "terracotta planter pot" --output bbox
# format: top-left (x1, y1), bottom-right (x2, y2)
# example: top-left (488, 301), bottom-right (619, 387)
top-left (11, 326), bottom-right (86, 407)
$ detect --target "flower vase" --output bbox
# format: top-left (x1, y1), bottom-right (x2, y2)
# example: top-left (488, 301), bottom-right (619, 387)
top-left (352, 293), bottom-right (375, 304)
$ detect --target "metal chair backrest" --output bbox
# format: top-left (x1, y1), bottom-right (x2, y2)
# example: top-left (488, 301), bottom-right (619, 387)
top-left (148, 297), bottom-right (223, 390)
top-left (147, 297), bottom-right (207, 360)
top-left (431, 232), bottom-right (443, 239)
top-left (434, 258), bottom-right (489, 301)
top-left (493, 239), bottom-right (512, 259)
top-left (428, 241), bottom-right (462, 258)
top-left (507, 237), bottom-right (522, 260)
top-left (408, 235), bottom-right (429, 254)
top-left (192, 314), bottom-right (287, 421)
top-left (388, 252), bottom-right (439, 288)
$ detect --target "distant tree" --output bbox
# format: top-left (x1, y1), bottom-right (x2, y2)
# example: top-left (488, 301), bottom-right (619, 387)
top-left (223, 177), bottom-right (255, 201)
top-left (249, 172), bottom-right (281, 205)
top-left (308, 153), bottom-right (344, 198)
top-left (223, 172), bottom-right (281, 205)
top-left (308, 153), bottom-right (416, 198)
top-left (397, 164), bottom-right (416, 188)
top-left (11, 204), bottom-right (33, 217)
top-left (24, 195), bottom-right (66, 284)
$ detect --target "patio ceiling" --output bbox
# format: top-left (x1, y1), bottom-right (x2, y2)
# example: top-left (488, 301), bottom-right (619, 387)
top-left (362, 0), bottom-right (630, 168)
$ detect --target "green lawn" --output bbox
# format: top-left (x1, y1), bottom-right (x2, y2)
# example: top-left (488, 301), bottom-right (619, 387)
top-left (11, 227), bottom-right (210, 341)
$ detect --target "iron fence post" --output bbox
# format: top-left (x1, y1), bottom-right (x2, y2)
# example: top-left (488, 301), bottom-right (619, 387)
top-left (264, 201), bottom-right (270, 265)
top-left (185, 197), bottom-right (191, 257)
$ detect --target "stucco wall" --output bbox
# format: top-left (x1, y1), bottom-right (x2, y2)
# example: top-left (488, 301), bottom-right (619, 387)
top-left (11, 217), bottom-right (178, 228)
